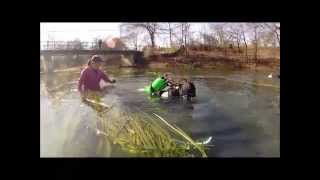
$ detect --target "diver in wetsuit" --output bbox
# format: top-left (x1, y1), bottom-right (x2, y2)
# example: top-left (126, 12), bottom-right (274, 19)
top-left (179, 78), bottom-right (196, 101)
top-left (148, 74), bottom-right (196, 101)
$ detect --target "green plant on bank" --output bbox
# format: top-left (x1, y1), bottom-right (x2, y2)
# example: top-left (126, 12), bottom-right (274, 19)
top-left (158, 47), bottom-right (179, 53)
top-left (84, 91), bottom-right (210, 157)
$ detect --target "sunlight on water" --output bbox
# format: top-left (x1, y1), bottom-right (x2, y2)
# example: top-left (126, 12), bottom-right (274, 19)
top-left (137, 88), bottom-right (145, 92)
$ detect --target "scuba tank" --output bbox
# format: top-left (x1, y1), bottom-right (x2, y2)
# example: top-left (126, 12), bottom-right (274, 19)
top-left (151, 77), bottom-right (167, 92)
top-left (144, 76), bottom-right (167, 95)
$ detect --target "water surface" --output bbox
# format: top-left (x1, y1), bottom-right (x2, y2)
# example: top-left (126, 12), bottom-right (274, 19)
top-left (40, 67), bottom-right (280, 157)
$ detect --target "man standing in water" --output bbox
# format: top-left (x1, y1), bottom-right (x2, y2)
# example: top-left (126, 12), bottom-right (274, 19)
top-left (78, 55), bottom-right (116, 100)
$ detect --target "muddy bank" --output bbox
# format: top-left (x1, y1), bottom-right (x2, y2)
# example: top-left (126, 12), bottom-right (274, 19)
top-left (145, 58), bottom-right (279, 72)
top-left (143, 46), bottom-right (279, 71)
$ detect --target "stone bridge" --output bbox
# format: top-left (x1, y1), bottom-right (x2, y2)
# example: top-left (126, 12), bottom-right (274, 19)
top-left (40, 49), bottom-right (144, 73)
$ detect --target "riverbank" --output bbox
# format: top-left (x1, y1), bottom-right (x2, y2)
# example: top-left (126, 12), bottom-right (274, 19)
top-left (40, 48), bottom-right (280, 75)
top-left (143, 47), bottom-right (280, 72)
top-left (40, 47), bottom-right (279, 74)
top-left (146, 60), bottom-right (279, 72)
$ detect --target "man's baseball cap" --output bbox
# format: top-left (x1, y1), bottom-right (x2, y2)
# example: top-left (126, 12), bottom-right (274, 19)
top-left (90, 55), bottom-right (104, 63)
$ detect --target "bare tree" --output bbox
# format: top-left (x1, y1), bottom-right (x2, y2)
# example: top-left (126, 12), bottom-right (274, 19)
top-left (122, 23), bottom-right (159, 48)
top-left (172, 23), bottom-right (191, 47)
top-left (253, 24), bottom-right (259, 61)
top-left (168, 23), bottom-right (173, 47)
top-left (198, 23), bottom-right (217, 50)
top-left (238, 24), bottom-right (249, 62)
top-left (121, 23), bottom-right (154, 50)
top-left (275, 24), bottom-right (280, 45)
top-left (228, 24), bottom-right (243, 53)
top-left (248, 23), bottom-right (266, 62)
top-left (156, 23), bottom-right (178, 48)
top-left (176, 23), bottom-right (192, 55)
top-left (262, 23), bottom-right (280, 47)
top-left (121, 30), bottom-right (139, 50)
top-left (209, 23), bottom-right (227, 48)
top-left (158, 23), bottom-right (187, 48)
top-left (209, 23), bottom-right (233, 56)
top-left (184, 23), bottom-right (190, 56)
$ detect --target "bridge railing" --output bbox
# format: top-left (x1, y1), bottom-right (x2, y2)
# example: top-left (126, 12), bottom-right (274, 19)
top-left (40, 41), bottom-right (99, 50)
top-left (40, 41), bottom-right (140, 51)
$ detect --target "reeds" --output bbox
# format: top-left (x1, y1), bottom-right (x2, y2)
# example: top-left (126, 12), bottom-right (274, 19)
top-left (84, 92), bottom-right (211, 157)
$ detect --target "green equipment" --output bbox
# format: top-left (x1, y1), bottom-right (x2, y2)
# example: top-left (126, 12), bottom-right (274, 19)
top-left (144, 76), bottom-right (167, 95)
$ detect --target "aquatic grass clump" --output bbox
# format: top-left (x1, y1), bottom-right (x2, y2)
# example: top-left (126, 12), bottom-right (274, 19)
top-left (113, 114), bottom-right (187, 157)
top-left (102, 115), bottom-right (181, 157)
top-left (152, 113), bottom-right (207, 157)
top-left (88, 99), bottom-right (210, 157)
top-left (47, 89), bottom-right (211, 157)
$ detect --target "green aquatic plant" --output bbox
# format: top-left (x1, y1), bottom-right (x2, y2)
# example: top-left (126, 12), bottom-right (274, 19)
top-left (46, 86), bottom-right (211, 157)
top-left (152, 113), bottom-right (207, 157)
top-left (107, 114), bottom-right (187, 157)
top-left (82, 93), bottom-right (210, 157)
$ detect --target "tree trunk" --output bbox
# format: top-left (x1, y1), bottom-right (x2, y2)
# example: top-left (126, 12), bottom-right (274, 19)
top-left (184, 34), bottom-right (188, 56)
top-left (255, 43), bottom-right (258, 62)
top-left (245, 43), bottom-right (248, 63)
top-left (275, 31), bottom-right (280, 46)
top-left (237, 39), bottom-right (241, 53)
top-left (254, 27), bottom-right (258, 63)
top-left (242, 32), bottom-right (248, 63)
top-left (168, 23), bottom-right (172, 47)
top-left (150, 33), bottom-right (155, 48)
top-left (144, 24), bottom-right (156, 48)
top-left (181, 24), bottom-right (184, 46)
top-left (224, 42), bottom-right (227, 56)
top-left (134, 36), bottom-right (138, 50)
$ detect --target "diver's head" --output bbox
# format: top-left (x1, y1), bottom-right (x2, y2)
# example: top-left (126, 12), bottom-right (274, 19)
top-left (164, 73), bottom-right (174, 82)
top-left (180, 78), bottom-right (188, 84)
top-left (163, 73), bottom-right (169, 79)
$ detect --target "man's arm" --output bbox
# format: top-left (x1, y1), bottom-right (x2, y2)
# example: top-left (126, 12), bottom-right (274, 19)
top-left (100, 71), bottom-right (115, 83)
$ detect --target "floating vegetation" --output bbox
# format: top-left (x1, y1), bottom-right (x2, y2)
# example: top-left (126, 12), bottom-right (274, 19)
top-left (84, 91), bottom-right (211, 157)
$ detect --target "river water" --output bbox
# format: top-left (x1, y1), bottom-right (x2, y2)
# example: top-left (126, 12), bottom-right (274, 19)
top-left (40, 67), bottom-right (280, 157)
